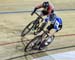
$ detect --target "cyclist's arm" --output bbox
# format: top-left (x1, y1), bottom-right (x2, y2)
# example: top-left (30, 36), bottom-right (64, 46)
top-left (31, 4), bottom-right (42, 15)
top-left (35, 4), bottom-right (42, 9)
top-left (34, 4), bottom-right (42, 12)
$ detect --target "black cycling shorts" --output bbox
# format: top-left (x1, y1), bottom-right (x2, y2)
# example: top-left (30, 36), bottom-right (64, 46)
top-left (47, 24), bottom-right (62, 32)
top-left (41, 10), bottom-right (54, 15)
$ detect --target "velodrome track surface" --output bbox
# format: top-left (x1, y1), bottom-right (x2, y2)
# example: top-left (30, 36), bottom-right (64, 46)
top-left (0, 10), bottom-right (75, 60)
top-left (0, 0), bottom-right (75, 60)
top-left (3, 34), bottom-right (75, 60)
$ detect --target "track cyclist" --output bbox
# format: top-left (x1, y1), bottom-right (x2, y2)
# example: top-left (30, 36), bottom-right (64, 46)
top-left (37, 13), bottom-right (62, 47)
top-left (31, 1), bottom-right (55, 34)
top-left (38, 13), bottom-right (63, 39)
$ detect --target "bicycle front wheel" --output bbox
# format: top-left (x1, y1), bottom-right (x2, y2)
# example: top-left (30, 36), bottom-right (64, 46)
top-left (24, 35), bottom-right (42, 52)
top-left (21, 21), bottom-right (34, 37)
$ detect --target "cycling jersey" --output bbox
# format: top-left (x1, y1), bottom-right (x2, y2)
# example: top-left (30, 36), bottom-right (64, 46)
top-left (35, 3), bottom-right (54, 15)
top-left (45, 15), bottom-right (62, 31)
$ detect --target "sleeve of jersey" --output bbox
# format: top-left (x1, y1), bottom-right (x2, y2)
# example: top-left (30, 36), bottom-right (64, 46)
top-left (48, 5), bottom-right (54, 15)
top-left (35, 4), bottom-right (42, 9)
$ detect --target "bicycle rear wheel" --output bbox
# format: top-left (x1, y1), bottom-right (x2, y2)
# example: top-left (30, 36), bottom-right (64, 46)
top-left (21, 21), bottom-right (34, 37)
top-left (24, 35), bottom-right (42, 52)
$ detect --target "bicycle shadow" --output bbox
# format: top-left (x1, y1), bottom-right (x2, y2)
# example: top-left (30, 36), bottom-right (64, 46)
top-left (7, 43), bottom-right (75, 60)
top-left (31, 50), bottom-right (55, 60)
top-left (24, 44), bottom-right (75, 60)
top-left (15, 36), bottom-right (31, 51)
top-left (15, 35), bottom-right (75, 60)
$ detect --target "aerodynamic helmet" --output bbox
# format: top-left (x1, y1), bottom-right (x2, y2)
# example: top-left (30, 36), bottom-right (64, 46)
top-left (42, 1), bottom-right (49, 8)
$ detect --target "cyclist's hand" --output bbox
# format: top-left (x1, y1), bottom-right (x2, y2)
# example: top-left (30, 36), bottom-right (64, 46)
top-left (31, 12), bottom-right (34, 16)
top-left (45, 18), bottom-right (48, 22)
top-left (31, 8), bottom-right (37, 16)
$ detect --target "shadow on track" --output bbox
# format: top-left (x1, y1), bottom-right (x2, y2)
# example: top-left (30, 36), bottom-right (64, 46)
top-left (6, 44), bottom-right (75, 60)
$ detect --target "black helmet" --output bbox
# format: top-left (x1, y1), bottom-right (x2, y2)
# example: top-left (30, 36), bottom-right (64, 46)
top-left (42, 1), bottom-right (49, 8)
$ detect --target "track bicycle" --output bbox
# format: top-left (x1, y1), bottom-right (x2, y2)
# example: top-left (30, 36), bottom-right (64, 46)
top-left (21, 12), bottom-right (44, 36)
top-left (24, 31), bottom-right (55, 52)
top-left (21, 12), bottom-right (47, 37)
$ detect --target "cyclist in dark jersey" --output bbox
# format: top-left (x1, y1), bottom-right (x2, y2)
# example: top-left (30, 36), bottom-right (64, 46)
top-left (31, 1), bottom-right (55, 34)
top-left (31, 1), bottom-right (54, 17)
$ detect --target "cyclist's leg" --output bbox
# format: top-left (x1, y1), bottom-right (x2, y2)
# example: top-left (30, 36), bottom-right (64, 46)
top-left (46, 24), bottom-right (56, 40)
top-left (33, 13), bottom-right (45, 35)
top-left (34, 12), bottom-right (49, 35)
top-left (33, 13), bottom-right (43, 29)
top-left (38, 24), bottom-right (54, 49)
top-left (36, 23), bottom-right (53, 36)
top-left (35, 13), bottom-right (43, 22)
top-left (36, 10), bottom-right (48, 22)
top-left (39, 22), bottom-right (47, 32)
top-left (39, 24), bottom-right (62, 49)
top-left (34, 22), bottom-right (47, 35)
top-left (34, 9), bottom-right (48, 27)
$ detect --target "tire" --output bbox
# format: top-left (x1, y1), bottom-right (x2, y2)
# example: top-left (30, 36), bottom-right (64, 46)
top-left (39, 36), bottom-right (54, 50)
top-left (24, 35), bottom-right (42, 52)
top-left (21, 21), bottom-right (34, 37)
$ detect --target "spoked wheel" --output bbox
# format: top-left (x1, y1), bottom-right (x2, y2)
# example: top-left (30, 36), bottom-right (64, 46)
top-left (24, 35), bottom-right (42, 52)
top-left (21, 21), bottom-right (34, 37)
top-left (39, 35), bottom-right (55, 50)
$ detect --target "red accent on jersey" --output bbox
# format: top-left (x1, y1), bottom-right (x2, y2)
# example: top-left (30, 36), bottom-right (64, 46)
top-left (35, 3), bottom-right (54, 15)
top-left (47, 4), bottom-right (54, 15)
